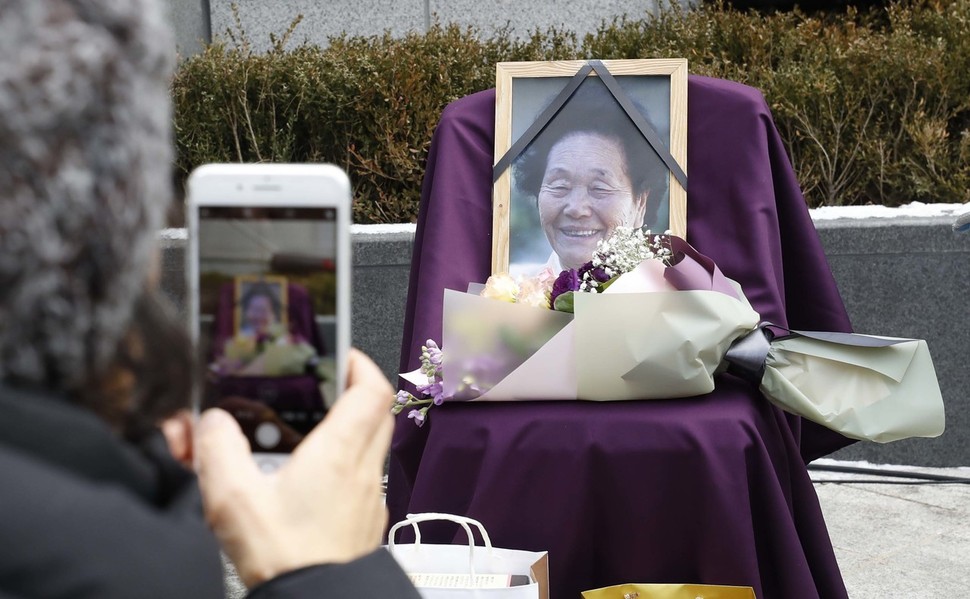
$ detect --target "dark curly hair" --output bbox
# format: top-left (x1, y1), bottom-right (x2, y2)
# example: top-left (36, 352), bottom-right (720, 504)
top-left (75, 289), bottom-right (196, 442)
top-left (513, 78), bottom-right (669, 229)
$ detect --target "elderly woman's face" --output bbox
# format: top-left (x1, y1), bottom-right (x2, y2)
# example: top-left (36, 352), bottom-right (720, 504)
top-left (537, 132), bottom-right (647, 271)
top-left (244, 294), bottom-right (277, 335)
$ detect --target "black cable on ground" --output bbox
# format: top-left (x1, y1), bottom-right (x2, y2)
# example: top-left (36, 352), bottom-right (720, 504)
top-left (808, 463), bottom-right (970, 484)
top-left (811, 479), bottom-right (970, 485)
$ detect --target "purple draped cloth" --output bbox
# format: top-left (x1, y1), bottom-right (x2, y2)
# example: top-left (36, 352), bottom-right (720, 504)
top-left (389, 76), bottom-right (854, 599)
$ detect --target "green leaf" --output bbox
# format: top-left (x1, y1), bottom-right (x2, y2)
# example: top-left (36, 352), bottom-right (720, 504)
top-left (598, 275), bottom-right (621, 292)
top-left (553, 291), bottom-right (575, 313)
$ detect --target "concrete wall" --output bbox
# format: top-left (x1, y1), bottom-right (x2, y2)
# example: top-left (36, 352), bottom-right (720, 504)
top-left (165, 0), bottom-right (672, 54)
top-left (821, 218), bottom-right (970, 468)
top-left (160, 215), bottom-right (970, 467)
top-left (163, 0), bottom-right (211, 57)
top-left (209, 0), bottom-right (667, 51)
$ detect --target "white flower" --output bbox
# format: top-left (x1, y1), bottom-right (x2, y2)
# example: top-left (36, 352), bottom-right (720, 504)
top-left (517, 267), bottom-right (555, 309)
top-left (582, 227), bottom-right (674, 291)
top-left (481, 273), bottom-right (519, 303)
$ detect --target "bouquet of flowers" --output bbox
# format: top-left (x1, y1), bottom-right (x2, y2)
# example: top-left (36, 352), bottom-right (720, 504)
top-left (214, 323), bottom-right (327, 379)
top-left (397, 228), bottom-right (945, 444)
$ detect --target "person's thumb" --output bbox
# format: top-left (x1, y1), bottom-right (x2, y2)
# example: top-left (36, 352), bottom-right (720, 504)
top-left (194, 408), bottom-right (262, 526)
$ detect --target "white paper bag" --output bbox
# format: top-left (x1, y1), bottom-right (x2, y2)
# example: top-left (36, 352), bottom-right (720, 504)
top-left (386, 513), bottom-right (549, 599)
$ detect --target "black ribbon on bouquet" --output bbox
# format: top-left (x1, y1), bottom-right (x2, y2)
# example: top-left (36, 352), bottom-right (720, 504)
top-left (722, 323), bottom-right (774, 384)
top-left (722, 323), bottom-right (914, 385)
top-left (491, 60), bottom-right (688, 190)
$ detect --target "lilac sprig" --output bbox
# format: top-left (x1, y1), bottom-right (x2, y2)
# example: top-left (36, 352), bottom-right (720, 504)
top-left (392, 339), bottom-right (446, 427)
top-left (419, 339), bottom-right (443, 380)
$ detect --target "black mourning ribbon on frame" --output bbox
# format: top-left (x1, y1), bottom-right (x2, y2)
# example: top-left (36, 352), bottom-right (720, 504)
top-left (492, 60), bottom-right (688, 191)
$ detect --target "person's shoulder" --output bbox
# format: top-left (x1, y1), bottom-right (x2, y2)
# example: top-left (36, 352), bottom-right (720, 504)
top-left (246, 549), bottom-right (422, 599)
top-left (0, 444), bottom-right (223, 599)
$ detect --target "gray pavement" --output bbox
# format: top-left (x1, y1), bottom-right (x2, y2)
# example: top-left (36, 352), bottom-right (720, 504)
top-left (812, 459), bottom-right (970, 598)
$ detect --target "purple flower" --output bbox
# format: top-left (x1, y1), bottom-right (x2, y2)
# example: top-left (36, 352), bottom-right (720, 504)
top-left (395, 390), bottom-right (411, 405)
top-left (579, 261), bottom-right (611, 284)
top-left (420, 339), bottom-right (444, 378)
top-left (407, 409), bottom-right (426, 427)
top-left (424, 339), bottom-right (442, 366)
top-left (550, 268), bottom-right (580, 305)
top-left (417, 380), bottom-right (446, 405)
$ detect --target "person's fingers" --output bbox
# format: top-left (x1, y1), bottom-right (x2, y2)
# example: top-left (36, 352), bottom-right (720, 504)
top-left (296, 349), bottom-right (394, 464)
top-left (380, 507), bottom-right (390, 541)
top-left (160, 410), bottom-right (194, 466)
top-left (194, 408), bottom-right (262, 526)
top-left (343, 348), bottom-right (396, 470)
top-left (358, 500), bottom-right (390, 551)
top-left (359, 404), bottom-right (394, 474)
top-left (294, 385), bottom-right (390, 468)
top-left (345, 347), bottom-right (394, 396)
top-left (342, 349), bottom-right (396, 470)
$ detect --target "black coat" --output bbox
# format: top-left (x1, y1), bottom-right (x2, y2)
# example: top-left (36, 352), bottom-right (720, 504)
top-left (0, 384), bottom-right (419, 598)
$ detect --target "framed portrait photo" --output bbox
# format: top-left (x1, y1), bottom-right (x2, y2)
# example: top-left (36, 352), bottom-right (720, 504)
top-left (233, 274), bottom-right (289, 336)
top-left (492, 59), bottom-right (688, 277)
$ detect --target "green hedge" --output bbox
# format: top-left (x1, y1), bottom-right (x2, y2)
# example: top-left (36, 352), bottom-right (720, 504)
top-left (173, 1), bottom-right (970, 224)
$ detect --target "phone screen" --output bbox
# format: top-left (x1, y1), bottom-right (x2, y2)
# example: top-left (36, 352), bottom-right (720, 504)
top-left (196, 205), bottom-right (339, 453)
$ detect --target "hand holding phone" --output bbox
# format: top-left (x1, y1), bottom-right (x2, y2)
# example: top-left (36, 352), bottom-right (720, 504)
top-left (195, 349), bottom-right (394, 588)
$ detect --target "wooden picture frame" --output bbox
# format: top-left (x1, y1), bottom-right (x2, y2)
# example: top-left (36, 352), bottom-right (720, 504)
top-left (492, 59), bottom-right (688, 277)
top-left (233, 274), bottom-right (289, 336)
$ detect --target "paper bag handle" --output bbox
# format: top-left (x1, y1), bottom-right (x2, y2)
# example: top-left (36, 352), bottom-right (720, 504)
top-left (387, 512), bottom-right (495, 578)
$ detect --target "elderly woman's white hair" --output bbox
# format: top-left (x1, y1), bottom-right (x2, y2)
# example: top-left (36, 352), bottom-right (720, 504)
top-left (0, 0), bottom-right (175, 391)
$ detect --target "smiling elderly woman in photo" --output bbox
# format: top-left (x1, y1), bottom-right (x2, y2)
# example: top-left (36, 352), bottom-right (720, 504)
top-left (514, 80), bottom-right (669, 272)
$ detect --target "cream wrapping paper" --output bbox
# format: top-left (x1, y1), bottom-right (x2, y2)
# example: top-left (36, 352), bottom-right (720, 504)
top-left (426, 238), bottom-right (946, 443)
top-left (441, 290), bottom-right (575, 401)
top-left (442, 286), bottom-right (759, 402)
top-left (574, 289), bottom-right (758, 400)
top-left (761, 334), bottom-right (944, 442)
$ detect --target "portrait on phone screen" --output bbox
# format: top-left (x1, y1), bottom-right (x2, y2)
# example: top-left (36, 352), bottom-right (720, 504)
top-left (197, 206), bottom-right (339, 450)
top-left (234, 276), bottom-right (288, 337)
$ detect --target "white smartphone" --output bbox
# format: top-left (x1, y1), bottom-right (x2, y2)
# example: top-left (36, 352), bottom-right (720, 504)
top-left (186, 163), bottom-right (351, 470)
